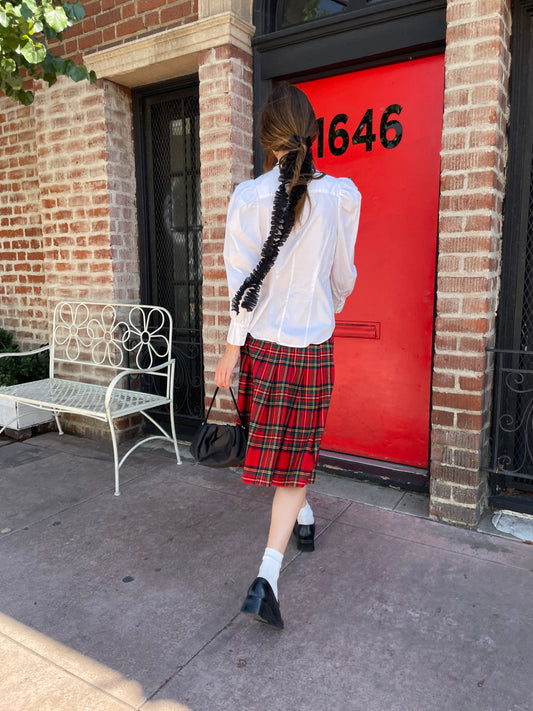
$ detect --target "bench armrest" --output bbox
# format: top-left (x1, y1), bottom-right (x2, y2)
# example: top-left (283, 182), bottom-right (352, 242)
top-left (0, 345), bottom-right (50, 360)
top-left (104, 360), bottom-right (175, 410)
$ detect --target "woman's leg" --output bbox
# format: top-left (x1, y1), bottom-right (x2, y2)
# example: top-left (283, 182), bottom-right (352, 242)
top-left (241, 484), bottom-right (307, 628)
top-left (255, 485), bottom-right (308, 598)
top-left (266, 484), bottom-right (307, 554)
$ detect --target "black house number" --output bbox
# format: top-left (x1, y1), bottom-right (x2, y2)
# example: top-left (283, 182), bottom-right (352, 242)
top-left (316, 104), bottom-right (403, 158)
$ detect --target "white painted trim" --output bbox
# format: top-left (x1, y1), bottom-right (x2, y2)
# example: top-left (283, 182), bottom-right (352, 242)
top-left (84, 13), bottom-right (255, 87)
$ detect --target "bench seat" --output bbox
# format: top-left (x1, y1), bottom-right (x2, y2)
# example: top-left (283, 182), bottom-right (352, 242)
top-left (0, 301), bottom-right (182, 495)
top-left (0, 378), bottom-right (170, 421)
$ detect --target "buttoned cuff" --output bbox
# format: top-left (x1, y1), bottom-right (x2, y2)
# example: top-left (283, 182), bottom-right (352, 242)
top-left (227, 320), bottom-right (248, 346)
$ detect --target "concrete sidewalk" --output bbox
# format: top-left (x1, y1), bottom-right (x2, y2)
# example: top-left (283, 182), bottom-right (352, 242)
top-left (0, 432), bottom-right (532, 711)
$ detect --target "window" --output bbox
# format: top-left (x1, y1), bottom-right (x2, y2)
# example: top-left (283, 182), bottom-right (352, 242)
top-left (276, 0), bottom-right (389, 29)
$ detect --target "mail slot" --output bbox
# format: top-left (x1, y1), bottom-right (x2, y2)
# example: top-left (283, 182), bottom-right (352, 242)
top-left (335, 321), bottom-right (381, 339)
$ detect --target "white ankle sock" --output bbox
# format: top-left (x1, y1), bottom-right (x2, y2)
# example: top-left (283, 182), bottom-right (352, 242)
top-left (297, 500), bottom-right (314, 525)
top-left (258, 547), bottom-right (283, 600)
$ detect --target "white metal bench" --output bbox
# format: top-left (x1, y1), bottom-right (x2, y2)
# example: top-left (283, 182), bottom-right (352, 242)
top-left (0, 301), bottom-right (181, 495)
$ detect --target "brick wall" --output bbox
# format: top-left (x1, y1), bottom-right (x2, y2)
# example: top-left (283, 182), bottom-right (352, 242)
top-left (198, 44), bottom-right (253, 421)
top-left (1, 76), bottom-right (140, 322)
top-left (34, 78), bottom-right (114, 310)
top-left (103, 81), bottom-right (140, 303)
top-left (50, 0), bottom-right (198, 63)
top-left (29, 76), bottom-right (140, 438)
top-left (0, 2), bottom-right (250, 437)
top-left (430, 0), bottom-right (512, 526)
top-left (0, 99), bottom-right (47, 350)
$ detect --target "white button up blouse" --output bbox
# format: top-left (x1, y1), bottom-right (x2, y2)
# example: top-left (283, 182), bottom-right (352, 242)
top-left (223, 165), bottom-right (362, 348)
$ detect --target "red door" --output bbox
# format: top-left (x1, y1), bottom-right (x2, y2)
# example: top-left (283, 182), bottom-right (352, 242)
top-left (297, 55), bottom-right (444, 468)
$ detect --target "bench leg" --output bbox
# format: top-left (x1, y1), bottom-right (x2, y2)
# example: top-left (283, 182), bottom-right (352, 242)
top-left (169, 402), bottom-right (181, 466)
top-left (109, 419), bottom-right (121, 496)
top-left (54, 411), bottom-right (64, 435)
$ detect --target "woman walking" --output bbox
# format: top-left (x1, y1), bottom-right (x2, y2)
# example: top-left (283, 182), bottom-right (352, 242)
top-left (215, 84), bottom-right (361, 629)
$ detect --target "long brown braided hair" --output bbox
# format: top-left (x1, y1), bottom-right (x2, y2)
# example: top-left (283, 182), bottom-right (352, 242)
top-left (232, 85), bottom-right (321, 315)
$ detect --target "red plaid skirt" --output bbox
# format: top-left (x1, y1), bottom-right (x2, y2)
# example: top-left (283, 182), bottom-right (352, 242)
top-left (237, 335), bottom-right (334, 487)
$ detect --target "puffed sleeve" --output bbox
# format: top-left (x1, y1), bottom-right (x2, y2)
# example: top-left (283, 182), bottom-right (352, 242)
top-left (331, 178), bottom-right (361, 313)
top-left (223, 181), bottom-right (262, 346)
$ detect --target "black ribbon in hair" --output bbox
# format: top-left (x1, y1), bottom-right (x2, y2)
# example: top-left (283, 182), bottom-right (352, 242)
top-left (291, 135), bottom-right (313, 150)
top-left (231, 143), bottom-right (314, 315)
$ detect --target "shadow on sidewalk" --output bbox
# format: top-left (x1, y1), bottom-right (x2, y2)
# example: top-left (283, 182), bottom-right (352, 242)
top-left (0, 433), bottom-right (532, 711)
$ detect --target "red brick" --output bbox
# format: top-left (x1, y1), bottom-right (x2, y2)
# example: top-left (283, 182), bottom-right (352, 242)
top-left (446, 2), bottom-right (473, 23)
top-left (438, 216), bottom-right (464, 234)
top-left (441, 150), bottom-right (498, 172)
top-left (429, 500), bottom-right (479, 527)
top-left (436, 317), bottom-right (488, 333)
top-left (463, 297), bottom-right (491, 314)
top-left (464, 255), bottom-right (495, 272)
top-left (457, 412), bottom-right (483, 430)
top-left (160, 1), bottom-right (190, 23)
top-left (459, 374), bottom-right (485, 391)
top-left (452, 485), bottom-right (480, 505)
top-left (473, 0), bottom-right (507, 16)
top-left (441, 174), bottom-right (465, 192)
top-left (121, 1), bottom-right (136, 19)
top-left (116, 17), bottom-right (146, 37)
top-left (440, 192), bottom-right (497, 212)
top-left (431, 409), bottom-right (455, 427)
top-left (432, 372), bottom-right (455, 389)
top-left (437, 276), bottom-right (491, 294)
top-left (430, 480), bottom-right (453, 499)
top-left (464, 215), bottom-right (492, 233)
top-left (438, 255), bottom-right (461, 272)
top-left (437, 297), bottom-right (461, 315)
top-left (95, 7), bottom-right (121, 26)
top-left (77, 31), bottom-right (103, 51)
top-left (102, 25), bottom-right (116, 42)
top-left (432, 391), bottom-right (483, 411)
top-left (433, 353), bottom-right (486, 372)
top-left (434, 333), bottom-right (459, 350)
top-left (458, 336), bottom-right (488, 353)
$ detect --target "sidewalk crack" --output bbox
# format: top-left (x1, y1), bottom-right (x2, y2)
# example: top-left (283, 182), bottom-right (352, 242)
top-left (141, 613), bottom-right (241, 707)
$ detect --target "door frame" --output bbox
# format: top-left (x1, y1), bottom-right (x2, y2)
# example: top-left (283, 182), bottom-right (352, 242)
top-left (252, 0), bottom-right (446, 489)
top-left (132, 75), bottom-right (200, 305)
top-left (253, 0), bottom-right (446, 172)
top-left (132, 75), bottom-right (204, 432)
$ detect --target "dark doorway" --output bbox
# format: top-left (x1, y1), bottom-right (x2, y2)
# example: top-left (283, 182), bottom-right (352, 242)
top-left (489, 1), bottom-right (533, 513)
top-left (133, 78), bottom-right (204, 431)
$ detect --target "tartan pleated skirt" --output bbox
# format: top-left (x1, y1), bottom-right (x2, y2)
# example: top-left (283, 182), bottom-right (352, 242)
top-left (237, 334), bottom-right (334, 487)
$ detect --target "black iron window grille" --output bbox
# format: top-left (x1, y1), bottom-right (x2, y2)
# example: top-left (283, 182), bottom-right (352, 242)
top-left (488, 350), bottom-right (533, 512)
top-left (489, 350), bottom-right (533, 480)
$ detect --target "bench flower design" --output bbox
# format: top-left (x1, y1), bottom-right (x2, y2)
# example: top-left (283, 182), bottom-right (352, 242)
top-left (0, 301), bottom-right (181, 495)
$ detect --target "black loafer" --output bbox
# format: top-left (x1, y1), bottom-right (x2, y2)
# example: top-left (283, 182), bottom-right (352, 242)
top-left (240, 577), bottom-right (284, 630)
top-left (293, 522), bottom-right (315, 552)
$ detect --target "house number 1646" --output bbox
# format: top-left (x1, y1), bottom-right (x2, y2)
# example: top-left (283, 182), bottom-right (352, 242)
top-left (316, 104), bottom-right (403, 157)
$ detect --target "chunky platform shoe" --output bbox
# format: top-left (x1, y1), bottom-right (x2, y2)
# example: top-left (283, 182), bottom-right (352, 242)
top-left (293, 522), bottom-right (315, 552)
top-left (240, 577), bottom-right (284, 630)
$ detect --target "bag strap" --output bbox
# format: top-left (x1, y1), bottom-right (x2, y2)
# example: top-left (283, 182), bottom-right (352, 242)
top-left (204, 386), bottom-right (244, 424)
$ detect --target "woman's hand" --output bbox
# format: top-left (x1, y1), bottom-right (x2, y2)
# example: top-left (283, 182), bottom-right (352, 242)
top-left (215, 343), bottom-right (241, 388)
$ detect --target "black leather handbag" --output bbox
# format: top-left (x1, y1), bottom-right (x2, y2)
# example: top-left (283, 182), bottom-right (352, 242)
top-left (190, 387), bottom-right (247, 468)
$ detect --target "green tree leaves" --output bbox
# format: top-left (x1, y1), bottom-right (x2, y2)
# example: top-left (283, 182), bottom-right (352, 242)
top-left (43, 5), bottom-right (68, 32)
top-left (0, 0), bottom-right (97, 105)
top-left (20, 38), bottom-right (46, 63)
